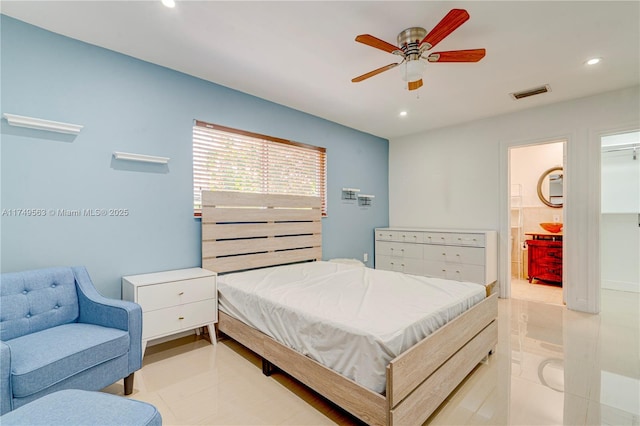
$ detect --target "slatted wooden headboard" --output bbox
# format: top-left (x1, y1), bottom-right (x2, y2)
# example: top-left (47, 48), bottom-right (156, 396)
top-left (201, 191), bottom-right (322, 273)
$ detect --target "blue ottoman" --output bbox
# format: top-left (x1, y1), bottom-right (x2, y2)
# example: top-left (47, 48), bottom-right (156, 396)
top-left (0, 389), bottom-right (162, 425)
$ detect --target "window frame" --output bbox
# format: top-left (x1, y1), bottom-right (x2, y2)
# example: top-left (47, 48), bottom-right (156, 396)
top-left (193, 120), bottom-right (327, 217)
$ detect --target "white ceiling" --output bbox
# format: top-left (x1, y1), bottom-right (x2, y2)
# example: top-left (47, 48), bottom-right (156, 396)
top-left (2, 1), bottom-right (639, 139)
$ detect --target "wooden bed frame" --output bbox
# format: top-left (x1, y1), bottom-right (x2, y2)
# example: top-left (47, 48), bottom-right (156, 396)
top-left (201, 191), bottom-right (498, 426)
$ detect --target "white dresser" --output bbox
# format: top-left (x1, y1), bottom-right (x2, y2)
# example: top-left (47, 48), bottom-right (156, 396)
top-left (122, 268), bottom-right (217, 355)
top-left (375, 228), bottom-right (497, 285)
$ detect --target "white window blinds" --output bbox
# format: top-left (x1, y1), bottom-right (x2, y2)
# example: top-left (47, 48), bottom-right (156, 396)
top-left (193, 120), bottom-right (327, 216)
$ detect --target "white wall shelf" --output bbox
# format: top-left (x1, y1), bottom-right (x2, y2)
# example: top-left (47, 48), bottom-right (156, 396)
top-left (342, 187), bottom-right (360, 201)
top-left (358, 194), bottom-right (375, 206)
top-left (3, 113), bottom-right (83, 135)
top-left (113, 151), bottom-right (170, 164)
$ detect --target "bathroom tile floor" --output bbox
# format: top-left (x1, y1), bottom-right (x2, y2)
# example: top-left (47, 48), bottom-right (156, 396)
top-left (511, 278), bottom-right (564, 305)
top-left (103, 289), bottom-right (639, 425)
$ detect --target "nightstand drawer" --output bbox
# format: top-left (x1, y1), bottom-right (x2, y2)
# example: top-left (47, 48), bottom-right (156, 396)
top-left (137, 276), bottom-right (215, 312)
top-left (143, 299), bottom-right (216, 340)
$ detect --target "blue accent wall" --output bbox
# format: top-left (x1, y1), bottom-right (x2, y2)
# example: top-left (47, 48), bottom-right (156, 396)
top-left (0, 15), bottom-right (389, 298)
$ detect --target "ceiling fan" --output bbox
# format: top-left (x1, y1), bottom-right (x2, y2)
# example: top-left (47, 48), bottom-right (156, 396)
top-left (352, 9), bottom-right (486, 91)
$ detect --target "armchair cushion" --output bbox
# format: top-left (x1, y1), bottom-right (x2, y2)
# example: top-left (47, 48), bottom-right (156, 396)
top-left (0, 268), bottom-right (79, 341)
top-left (5, 323), bottom-right (129, 398)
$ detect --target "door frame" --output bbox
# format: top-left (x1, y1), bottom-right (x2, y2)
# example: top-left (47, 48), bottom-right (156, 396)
top-left (500, 137), bottom-right (568, 300)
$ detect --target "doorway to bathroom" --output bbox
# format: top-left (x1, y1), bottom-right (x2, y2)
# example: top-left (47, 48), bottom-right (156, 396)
top-left (509, 140), bottom-right (566, 305)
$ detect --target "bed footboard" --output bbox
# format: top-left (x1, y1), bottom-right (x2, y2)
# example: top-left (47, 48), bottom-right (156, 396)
top-left (387, 293), bottom-right (498, 425)
top-left (218, 293), bottom-right (498, 426)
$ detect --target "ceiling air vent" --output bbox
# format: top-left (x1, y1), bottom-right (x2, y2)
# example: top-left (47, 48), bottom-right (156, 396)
top-left (510, 84), bottom-right (551, 100)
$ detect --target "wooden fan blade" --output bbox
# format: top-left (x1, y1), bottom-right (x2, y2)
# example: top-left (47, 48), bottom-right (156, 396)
top-left (408, 79), bottom-right (423, 91)
top-left (355, 34), bottom-right (402, 55)
top-left (352, 63), bottom-right (400, 83)
top-left (420, 9), bottom-right (470, 49)
top-left (427, 48), bottom-right (486, 62)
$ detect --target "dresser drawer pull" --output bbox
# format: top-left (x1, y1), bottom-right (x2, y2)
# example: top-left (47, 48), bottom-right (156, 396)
top-left (178, 316), bottom-right (185, 320)
top-left (178, 292), bottom-right (184, 296)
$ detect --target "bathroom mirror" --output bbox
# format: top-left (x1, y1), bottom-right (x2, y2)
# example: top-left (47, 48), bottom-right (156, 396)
top-left (537, 166), bottom-right (563, 208)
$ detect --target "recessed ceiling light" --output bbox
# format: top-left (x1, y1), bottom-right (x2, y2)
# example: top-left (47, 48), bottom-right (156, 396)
top-left (586, 57), bottom-right (601, 65)
top-left (399, 111), bottom-right (408, 117)
top-left (161, 0), bottom-right (176, 8)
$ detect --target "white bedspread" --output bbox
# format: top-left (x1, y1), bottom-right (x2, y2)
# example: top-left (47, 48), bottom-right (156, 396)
top-left (217, 261), bottom-right (486, 394)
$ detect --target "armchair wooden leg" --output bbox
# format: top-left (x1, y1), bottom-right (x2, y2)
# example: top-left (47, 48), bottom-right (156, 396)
top-left (124, 373), bottom-right (134, 395)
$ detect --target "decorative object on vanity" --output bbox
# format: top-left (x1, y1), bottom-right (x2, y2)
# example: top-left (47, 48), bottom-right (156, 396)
top-left (526, 233), bottom-right (562, 284)
top-left (3, 113), bottom-right (83, 135)
top-left (537, 166), bottom-right (563, 208)
top-left (539, 222), bottom-right (563, 233)
top-left (112, 151), bottom-right (170, 164)
top-left (351, 9), bottom-right (485, 91)
top-left (341, 187), bottom-right (360, 200)
top-left (122, 268), bottom-right (217, 356)
top-left (357, 194), bottom-right (375, 206)
top-left (375, 227), bottom-right (498, 287)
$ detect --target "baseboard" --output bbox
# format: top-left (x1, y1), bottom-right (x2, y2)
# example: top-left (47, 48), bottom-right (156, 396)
top-left (602, 280), bottom-right (640, 293)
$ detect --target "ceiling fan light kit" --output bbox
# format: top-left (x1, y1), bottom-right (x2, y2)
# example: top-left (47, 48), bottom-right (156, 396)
top-left (352, 8), bottom-right (486, 91)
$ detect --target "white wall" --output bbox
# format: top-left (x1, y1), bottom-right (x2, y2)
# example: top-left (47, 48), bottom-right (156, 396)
top-left (510, 142), bottom-right (564, 208)
top-left (389, 86), bottom-right (640, 313)
top-left (601, 131), bottom-right (640, 293)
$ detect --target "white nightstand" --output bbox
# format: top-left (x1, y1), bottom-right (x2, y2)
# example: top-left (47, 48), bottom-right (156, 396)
top-left (122, 268), bottom-right (217, 356)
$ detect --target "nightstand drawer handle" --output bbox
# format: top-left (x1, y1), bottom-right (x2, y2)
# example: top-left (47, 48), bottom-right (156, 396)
top-left (178, 291), bottom-right (184, 295)
top-left (178, 316), bottom-right (185, 320)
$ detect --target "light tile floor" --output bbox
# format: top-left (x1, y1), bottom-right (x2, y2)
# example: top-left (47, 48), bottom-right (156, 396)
top-left (511, 278), bottom-right (564, 306)
top-left (104, 289), bottom-right (639, 425)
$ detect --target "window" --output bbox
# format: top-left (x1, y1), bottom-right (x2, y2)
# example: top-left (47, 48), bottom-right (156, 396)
top-left (193, 120), bottom-right (327, 216)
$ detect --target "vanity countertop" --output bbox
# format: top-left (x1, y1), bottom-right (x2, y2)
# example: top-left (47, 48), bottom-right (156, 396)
top-left (526, 232), bottom-right (563, 241)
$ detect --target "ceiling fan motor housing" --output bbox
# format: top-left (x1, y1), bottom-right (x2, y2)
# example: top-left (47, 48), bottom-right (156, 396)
top-left (398, 27), bottom-right (426, 82)
top-left (397, 27), bottom-right (427, 60)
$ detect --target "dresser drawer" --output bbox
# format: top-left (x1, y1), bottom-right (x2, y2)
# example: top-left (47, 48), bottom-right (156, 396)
top-left (137, 276), bottom-right (215, 312)
top-left (394, 231), bottom-right (423, 243)
top-left (446, 233), bottom-right (485, 247)
top-left (423, 260), bottom-right (447, 279)
top-left (422, 232), bottom-right (449, 245)
top-left (376, 241), bottom-right (423, 258)
top-left (376, 230), bottom-right (400, 241)
top-left (375, 256), bottom-right (423, 275)
top-left (424, 261), bottom-right (485, 283)
top-left (142, 299), bottom-right (216, 340)
top-left (443, 264), bottom-right (485, 283)
top-left (423, 245), bottom-right (485, 265)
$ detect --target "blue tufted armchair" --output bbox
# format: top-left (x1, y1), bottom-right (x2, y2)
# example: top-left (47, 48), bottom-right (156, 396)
top-left (0, 266), bottom-right (142, 414)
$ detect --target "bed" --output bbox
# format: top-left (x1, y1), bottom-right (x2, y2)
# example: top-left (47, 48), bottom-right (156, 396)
top-left (201, 190), bottom-right (498, 426)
